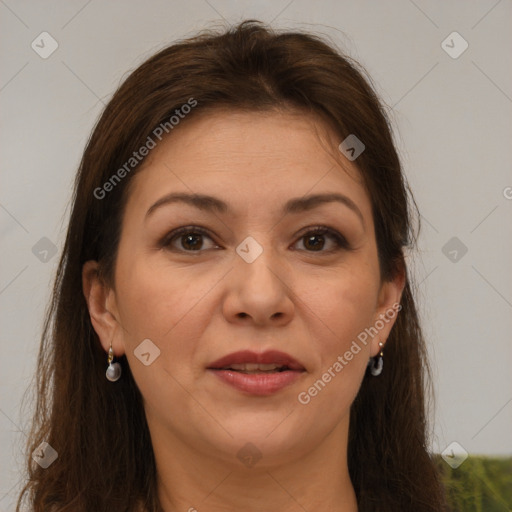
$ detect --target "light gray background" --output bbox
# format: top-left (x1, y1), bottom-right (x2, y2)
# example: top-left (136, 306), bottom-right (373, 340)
top-left (1, 0), bottom-right (511, 509)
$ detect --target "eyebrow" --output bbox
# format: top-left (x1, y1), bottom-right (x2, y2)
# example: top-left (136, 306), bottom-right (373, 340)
top-left (145, 192), bottom-right (364, 225)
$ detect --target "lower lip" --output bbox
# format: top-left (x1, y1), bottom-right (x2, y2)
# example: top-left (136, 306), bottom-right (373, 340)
top-left (207, 369), bottom-right (305, 396)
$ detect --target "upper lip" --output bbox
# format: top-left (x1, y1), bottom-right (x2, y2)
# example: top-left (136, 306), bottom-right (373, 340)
top-left (207, 350), bottom-right (305, 371)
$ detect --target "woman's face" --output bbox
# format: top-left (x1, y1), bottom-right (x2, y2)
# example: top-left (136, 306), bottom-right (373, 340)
top-left (87, 110), bottom-right (403, 467)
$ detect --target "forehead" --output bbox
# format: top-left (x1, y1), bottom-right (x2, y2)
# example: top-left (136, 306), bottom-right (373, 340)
top-left (124, 110), bottom-right (372, 221)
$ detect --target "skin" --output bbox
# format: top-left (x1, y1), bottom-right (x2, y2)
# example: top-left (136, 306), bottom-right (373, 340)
top-left (83, 110), bottom-right (404, 512)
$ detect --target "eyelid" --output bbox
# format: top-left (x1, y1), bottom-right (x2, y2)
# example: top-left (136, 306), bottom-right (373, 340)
top-left (160, 224), bottom-right (350, 253)
top-left (292, 225), bottom-right (350, 251)
top-left (159, 225), bottom-right (218, 250)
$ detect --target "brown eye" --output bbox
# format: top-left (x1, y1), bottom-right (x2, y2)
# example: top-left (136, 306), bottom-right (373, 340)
top-left (180, 233), bottom-right (205, 251)
top-left (293, 227), bottom-right (349, 253)
top-left (162, 226), bottom-right (218, 252)
top-left (303, 233), bottom-right (326, 251)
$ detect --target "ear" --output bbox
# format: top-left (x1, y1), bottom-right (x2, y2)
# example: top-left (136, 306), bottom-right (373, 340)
top-left (82, 260), bottom-right (125, 357)
top-left (370, 265), bottom-right (406, 357)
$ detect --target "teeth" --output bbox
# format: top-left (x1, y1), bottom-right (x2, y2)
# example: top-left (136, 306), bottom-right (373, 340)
top-left (225, 363), bottom-right (284, 371)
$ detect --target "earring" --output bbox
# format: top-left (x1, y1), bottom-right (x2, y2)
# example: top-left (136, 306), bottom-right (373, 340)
top-left (105, 342), bottom-right (122, 382)
top-left (369, 342), bottom-right (384, 377)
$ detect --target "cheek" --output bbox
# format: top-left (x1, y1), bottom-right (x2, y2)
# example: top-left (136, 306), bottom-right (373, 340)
top-left (115, 249), bottom-right (216, 339)
top-left (113, 251), bottom-right (228, 384)
top-left (114, 261), bottom-right (176, 339)
top-left (295, 265), bottom-right (378, 411)
top-left (113, 253), bottom-right (213, 413)
top-left (302, 263), bottom-right (379, 352)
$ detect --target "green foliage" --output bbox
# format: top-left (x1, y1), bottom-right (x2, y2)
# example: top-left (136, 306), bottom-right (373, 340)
top-left (433, 455), bottom-right (512, 511)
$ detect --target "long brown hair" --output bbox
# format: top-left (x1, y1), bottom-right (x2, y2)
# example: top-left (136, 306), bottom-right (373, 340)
top-left (17, 20), bottom-right (447, 511)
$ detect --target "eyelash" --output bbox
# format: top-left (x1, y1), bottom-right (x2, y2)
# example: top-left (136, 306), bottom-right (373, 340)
top-left (160, 225), bottom-right (350, 254)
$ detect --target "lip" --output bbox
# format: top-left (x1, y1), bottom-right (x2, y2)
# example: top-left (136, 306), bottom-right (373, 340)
top-left (208, 368), bottom-right (305, 396)
top-left (207, 350), bottom-right (306, 396)
top-left (207, 350), bottom-right (305, 371)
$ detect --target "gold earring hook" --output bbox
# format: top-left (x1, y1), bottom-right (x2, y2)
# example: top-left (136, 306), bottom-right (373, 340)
top-left (107, 342), bottom-right (114, 365)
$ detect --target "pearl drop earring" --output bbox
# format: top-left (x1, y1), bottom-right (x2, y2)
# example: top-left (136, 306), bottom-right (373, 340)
top-left (105, 342), bottom-right (122, 382)
top-left (369, 341), bottom-right (384, 377)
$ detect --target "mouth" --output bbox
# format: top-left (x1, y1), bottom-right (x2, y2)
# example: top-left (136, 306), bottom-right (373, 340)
top-left (207, 350), bottom-right (306, 373)
top-left (207, 350), bottom-right (306, 395)
top-left (215, 363), bottom-right (298, 373)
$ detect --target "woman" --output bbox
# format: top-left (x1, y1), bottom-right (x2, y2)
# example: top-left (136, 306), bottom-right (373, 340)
top-left (18, 20), bottom-right (447, 512)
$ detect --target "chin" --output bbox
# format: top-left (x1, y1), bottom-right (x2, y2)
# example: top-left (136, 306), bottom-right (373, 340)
top-left (203, 417), bottom-right (312, 461)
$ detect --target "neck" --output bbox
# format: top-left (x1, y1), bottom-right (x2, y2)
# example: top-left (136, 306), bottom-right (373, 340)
top-left (150, 415), bottom-right (358, 512)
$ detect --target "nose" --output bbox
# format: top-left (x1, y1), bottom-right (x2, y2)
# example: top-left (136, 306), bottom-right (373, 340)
top-left (222, 243), bottom-right (295, 327)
